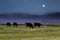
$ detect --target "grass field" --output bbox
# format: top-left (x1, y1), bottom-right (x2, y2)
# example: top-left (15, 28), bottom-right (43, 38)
top-left (0, 25), bottom-right (60, 40)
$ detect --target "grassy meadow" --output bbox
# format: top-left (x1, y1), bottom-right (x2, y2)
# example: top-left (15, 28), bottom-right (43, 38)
top-left (0, 24), bottom-right (60, 40)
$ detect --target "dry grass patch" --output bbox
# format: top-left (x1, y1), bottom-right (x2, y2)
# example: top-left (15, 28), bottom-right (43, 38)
top-left (21, 37), bottom-right (60, 40)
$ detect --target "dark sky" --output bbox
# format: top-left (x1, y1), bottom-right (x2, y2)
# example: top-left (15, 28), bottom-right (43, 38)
top-left (0, 0), bottom-right (60, 15)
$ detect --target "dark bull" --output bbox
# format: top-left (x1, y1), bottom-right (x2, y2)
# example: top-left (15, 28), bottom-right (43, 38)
top-left (7, 22), bottom-right (11, 27)
top-left (25, 23), bottom-right (33, 28)
top-left (34, 23), bottom-right (41, 28)
top-left (13, 23), bottom-right (18, 27)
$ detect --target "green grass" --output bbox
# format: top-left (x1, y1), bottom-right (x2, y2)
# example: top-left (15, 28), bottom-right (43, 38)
top-left (0, 25), bottom-right (60, 40)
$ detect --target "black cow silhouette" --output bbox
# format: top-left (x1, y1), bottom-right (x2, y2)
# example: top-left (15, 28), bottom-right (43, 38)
top-left (13, 23), bottom-right (18, 27)
top-left (7, 22), bottom-right (11, 27)
top-left (25, 23), bottom-right (33, 28)
top-left (34, 23), bottom-right (41, 28)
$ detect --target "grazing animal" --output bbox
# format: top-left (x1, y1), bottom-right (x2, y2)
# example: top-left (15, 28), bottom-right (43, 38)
top-left (34, 23), bottom-right (41, 28)
top-left (13, 22), bottom-right (18, 27)
top-left (7, 22), bottom-right (11, 27)
top-left (25, 23), bottom-right (33, 28)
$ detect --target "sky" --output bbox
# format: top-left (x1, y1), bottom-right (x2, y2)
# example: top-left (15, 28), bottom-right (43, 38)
top-left (0, 0), bottom-right (60, 15)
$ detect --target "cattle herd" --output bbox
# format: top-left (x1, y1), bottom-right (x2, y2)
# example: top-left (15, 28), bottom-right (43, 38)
top-left (7, 22), bottom-right (18, 27)
top-left (6, 22), bottom-right (42, 28)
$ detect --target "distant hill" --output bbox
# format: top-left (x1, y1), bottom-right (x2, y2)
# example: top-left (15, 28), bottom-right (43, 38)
top-left (43, 12), bottom-right (60, 17)
top-left (0, 12), bottom-right (60, 19)
top-left (39, 12), bottom-right (60, 19)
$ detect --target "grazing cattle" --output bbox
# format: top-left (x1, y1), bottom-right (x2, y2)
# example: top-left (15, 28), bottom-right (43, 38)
top-left (34, 23), bottom-right (41, 28)
top-left (25, 23), bottom-right (33, 28)
top-left (7, 22), bottom-right (11, 27)
top-left (13, 23), bottom-right (18, 27)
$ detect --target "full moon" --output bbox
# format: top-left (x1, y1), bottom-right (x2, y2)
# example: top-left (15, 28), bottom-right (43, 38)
top-left (42, 4), bottom-right (45, 7)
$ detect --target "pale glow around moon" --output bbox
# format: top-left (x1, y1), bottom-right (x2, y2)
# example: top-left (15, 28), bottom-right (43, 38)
top-left (42, 4), bottom-right (45, 7)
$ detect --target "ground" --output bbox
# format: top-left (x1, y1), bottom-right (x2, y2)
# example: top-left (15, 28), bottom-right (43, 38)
top-left (0, 25), bottom-right (60, 40)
